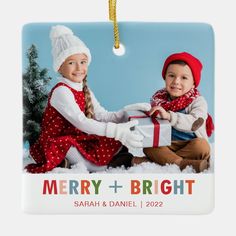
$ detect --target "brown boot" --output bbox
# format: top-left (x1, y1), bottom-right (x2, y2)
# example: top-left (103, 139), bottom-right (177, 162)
top-left (58, 158), bottom-right (71, 169)
top-left (131, 157), bottom-right (151, 166)
top-left (180, 159), bottom-right (208, 173)
top-left (108, 153), bottom-right (133, 168)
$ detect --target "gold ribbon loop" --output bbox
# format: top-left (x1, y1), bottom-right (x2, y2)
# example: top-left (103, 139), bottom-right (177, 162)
top-left (109, 0), bottom-right (120, 49)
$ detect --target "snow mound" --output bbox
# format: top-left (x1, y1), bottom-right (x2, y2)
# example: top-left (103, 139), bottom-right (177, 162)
top-left (23, 143), bottom-right (214, 174)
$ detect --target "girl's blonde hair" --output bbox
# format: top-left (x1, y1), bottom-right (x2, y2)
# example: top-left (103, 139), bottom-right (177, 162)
top-left (83, 76), bottom-right (94, 119)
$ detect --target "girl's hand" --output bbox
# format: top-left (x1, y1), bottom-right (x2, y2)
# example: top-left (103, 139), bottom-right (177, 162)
top-left (148, 106), bottom-right (171, 121)
top-left (123, 103), bottom-right (151, 112)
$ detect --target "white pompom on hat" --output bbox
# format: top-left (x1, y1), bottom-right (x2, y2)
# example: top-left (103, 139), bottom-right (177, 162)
top-left (50, 25), bottom-right (92, 72)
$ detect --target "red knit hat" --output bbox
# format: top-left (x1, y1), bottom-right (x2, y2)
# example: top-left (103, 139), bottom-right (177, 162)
top-left (162, 52), bottom-right (203, 87)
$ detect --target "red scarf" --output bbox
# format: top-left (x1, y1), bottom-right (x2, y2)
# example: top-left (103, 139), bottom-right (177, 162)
top-left (151, 88), bottom-right (214, 137)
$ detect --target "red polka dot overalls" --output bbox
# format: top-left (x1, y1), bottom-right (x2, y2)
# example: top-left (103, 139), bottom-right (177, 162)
top-left (26, 82), bottom-right (122, 173)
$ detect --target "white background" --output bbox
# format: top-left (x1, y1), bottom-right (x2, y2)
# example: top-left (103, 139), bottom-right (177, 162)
top-left (0, 0), bottom-right (235, 235)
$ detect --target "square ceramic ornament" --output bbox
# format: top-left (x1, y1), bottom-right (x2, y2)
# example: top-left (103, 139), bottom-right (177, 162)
top-left (22, 22), bottom-right (214, 214)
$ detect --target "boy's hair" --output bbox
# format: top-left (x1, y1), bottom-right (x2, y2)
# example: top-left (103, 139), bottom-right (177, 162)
top-left (83, 77), bottom-right (94, 119)
top-left (165, 60), bottom-right (187, 73)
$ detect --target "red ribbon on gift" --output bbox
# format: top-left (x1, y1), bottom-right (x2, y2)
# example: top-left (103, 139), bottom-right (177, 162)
top-left (128, 112), bottom-right (160, 147)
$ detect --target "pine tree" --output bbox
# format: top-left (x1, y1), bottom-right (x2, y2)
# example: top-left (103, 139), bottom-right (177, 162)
top-left (23, 44), bottom-right (52, 145)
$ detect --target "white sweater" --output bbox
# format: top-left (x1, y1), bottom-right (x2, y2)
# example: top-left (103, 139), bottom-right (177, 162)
top-left (50, 77), bottom-right (125, 136)
top-left (169, 96), bottom-right (208, 140)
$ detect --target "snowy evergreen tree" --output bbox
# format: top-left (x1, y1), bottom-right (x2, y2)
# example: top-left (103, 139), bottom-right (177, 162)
top-left (23, 44), bottom-right (52, 145)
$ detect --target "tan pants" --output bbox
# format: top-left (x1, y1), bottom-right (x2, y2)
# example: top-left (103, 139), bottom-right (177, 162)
top-left (143, 138), bottom-right (210, 165)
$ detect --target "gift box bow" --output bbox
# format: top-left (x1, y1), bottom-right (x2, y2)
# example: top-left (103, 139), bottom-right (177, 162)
top-left (128, 111), bottom-right (161, 148)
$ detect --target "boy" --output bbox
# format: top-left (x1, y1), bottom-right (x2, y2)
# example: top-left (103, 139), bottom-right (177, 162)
top-left (141, 52), bottom-right (214, 173)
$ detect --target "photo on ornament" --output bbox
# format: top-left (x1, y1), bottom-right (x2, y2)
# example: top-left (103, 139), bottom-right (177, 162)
top-left (22, 23), bottom-right (214, 175)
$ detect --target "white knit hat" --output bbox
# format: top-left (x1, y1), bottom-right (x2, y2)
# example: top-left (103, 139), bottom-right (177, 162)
top-left (50, 25), bottom-right (92, 72)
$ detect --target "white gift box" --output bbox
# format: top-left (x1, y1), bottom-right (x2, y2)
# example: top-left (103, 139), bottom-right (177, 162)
top-left (124, 110), bottom-right (171, 148)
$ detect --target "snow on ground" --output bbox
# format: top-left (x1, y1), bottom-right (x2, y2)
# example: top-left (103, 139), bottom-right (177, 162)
top-left (22, 144), bottom-right (214, 174)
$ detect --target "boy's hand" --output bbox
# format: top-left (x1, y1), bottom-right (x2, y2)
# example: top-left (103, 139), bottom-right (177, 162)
top-left (148, 106), bottom-right (171, 121)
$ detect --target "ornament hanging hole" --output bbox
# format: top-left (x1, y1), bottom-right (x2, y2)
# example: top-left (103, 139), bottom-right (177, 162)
top-left (113, 43), bottom-right (125, 56)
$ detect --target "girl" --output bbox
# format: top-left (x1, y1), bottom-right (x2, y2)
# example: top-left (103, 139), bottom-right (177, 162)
top-left (141, 52), bottom-right (214, 173)
top-left (25, 25), bottom-right (150, 173)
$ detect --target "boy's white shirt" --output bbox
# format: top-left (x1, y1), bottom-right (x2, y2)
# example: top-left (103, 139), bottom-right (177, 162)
top-left (50, 77), bottom-right (125, 136)
top-left (169, 96), bottom-right (208, 140)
